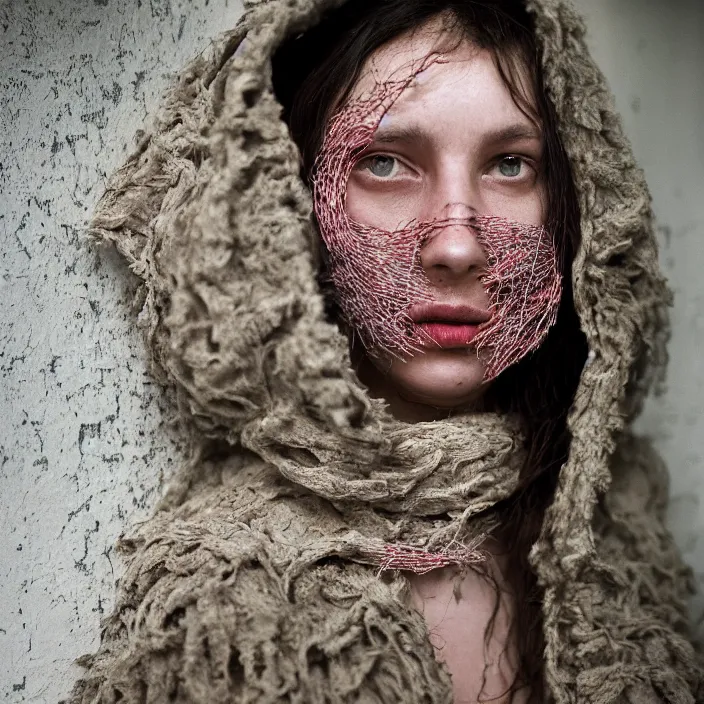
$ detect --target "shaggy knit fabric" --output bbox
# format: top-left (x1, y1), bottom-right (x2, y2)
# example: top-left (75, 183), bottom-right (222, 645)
top-left (68, 0), bottom-right (704, 702)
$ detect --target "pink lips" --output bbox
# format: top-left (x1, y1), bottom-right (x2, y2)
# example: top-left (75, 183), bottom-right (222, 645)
top-left (409, 303), bottom-right (491, 349)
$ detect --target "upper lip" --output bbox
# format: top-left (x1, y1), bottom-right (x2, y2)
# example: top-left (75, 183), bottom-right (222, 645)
top-left (409, 302), bottom-right (491, 325)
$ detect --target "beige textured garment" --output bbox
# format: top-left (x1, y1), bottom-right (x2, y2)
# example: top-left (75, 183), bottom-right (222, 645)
top-left (67, 0), bottom-right (704, 701)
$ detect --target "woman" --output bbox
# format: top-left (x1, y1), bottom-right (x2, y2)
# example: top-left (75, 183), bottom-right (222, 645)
top-left (275, 4), bottom-right (586, 699)
top-left (68, 0), bottom-right (703, 702)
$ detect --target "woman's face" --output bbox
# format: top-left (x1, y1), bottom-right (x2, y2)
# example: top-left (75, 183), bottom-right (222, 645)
top-left (339, 25), bottom-right (545, 419)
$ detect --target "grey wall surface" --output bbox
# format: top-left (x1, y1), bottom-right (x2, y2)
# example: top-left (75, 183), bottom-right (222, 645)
top-left (0, 1), bottom-right (243, 701)
top-left (1, 0), bottom-right (702, 701)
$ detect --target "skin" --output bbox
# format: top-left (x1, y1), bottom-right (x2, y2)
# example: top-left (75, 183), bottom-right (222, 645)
top-left (334, 18), bottom-right (542, 703)
top-left (344, 19), bottom-right (546, 424)
top-left (408, 554), bottom-right (527, 704)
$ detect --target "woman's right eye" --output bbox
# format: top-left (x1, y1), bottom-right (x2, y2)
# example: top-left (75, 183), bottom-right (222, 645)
top-left (363, 155), bottom-right (398, 178)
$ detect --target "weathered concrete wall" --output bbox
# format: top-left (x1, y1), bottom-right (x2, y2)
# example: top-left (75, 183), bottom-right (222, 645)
top-left (1, 0), bottom-right (702, 701)
top-left (0, 1), bottom-right (243, 701)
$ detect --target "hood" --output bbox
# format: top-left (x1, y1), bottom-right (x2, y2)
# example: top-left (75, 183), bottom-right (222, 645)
top-left (91, 0), bottom-right (669, 598)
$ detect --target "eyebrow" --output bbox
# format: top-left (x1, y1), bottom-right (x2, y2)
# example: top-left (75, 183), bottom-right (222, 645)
top-left (483, 124), bottom-right (543, 145)
top-left (371, 122), bottom-right (542, 146)
top-left (372, 125), bottom-right (428, 146)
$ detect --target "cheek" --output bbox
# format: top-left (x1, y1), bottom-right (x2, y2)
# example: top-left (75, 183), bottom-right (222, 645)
top-left (480, 184), bottom-right (547, 227)
top-left (345, 177), bottom-right (423, 231)
top-left (344, 179), bottom-right (374, 224)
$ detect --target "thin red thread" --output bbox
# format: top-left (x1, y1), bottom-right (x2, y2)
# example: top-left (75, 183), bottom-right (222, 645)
top-left (364, 540), bottom-right (487, 576)
top-left (473, 214), bottom-right (561, 381)
top-left (313, 54), bottom-right (446, 358)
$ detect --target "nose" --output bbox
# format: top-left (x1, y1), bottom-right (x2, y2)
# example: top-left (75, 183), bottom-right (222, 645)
top-left (420, 201), bottom-right (487, 279)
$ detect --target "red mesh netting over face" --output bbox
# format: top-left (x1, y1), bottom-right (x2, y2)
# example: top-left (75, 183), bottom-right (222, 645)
top-left (312, 54), bottom-right (444, 358)
top-left (472, 215), bottom-right (561, 380)
top-left (312, 56), bottom-right (561, 381)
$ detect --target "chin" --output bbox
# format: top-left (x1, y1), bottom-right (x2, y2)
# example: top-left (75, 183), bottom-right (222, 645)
top-left (385, 349), bottom-right (488, 409)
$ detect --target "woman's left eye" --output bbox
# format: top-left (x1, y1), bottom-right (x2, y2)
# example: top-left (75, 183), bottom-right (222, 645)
top-left (496, 156), bottom-right (524, 178)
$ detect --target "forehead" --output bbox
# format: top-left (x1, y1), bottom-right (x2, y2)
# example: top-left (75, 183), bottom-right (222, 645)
top-left (347, 20), bottom-right (537, 126)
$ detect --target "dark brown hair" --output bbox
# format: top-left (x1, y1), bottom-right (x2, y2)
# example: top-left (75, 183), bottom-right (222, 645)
top-left (273, 1), bottom-right (588, 699)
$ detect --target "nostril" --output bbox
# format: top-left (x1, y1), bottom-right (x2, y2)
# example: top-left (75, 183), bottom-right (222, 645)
top-left (441, 201), bottom-right (478, 220)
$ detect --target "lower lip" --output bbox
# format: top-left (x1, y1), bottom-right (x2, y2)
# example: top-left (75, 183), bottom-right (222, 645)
top-left (417, 323), bottom-right (481, 348)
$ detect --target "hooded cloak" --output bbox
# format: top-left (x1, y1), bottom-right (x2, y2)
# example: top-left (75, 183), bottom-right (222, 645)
top-left (67, 0), bottom-right (704, 701)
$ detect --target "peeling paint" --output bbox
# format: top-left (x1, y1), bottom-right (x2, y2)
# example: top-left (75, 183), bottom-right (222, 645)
top-left (0, 1), bottom-right (243, 701)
